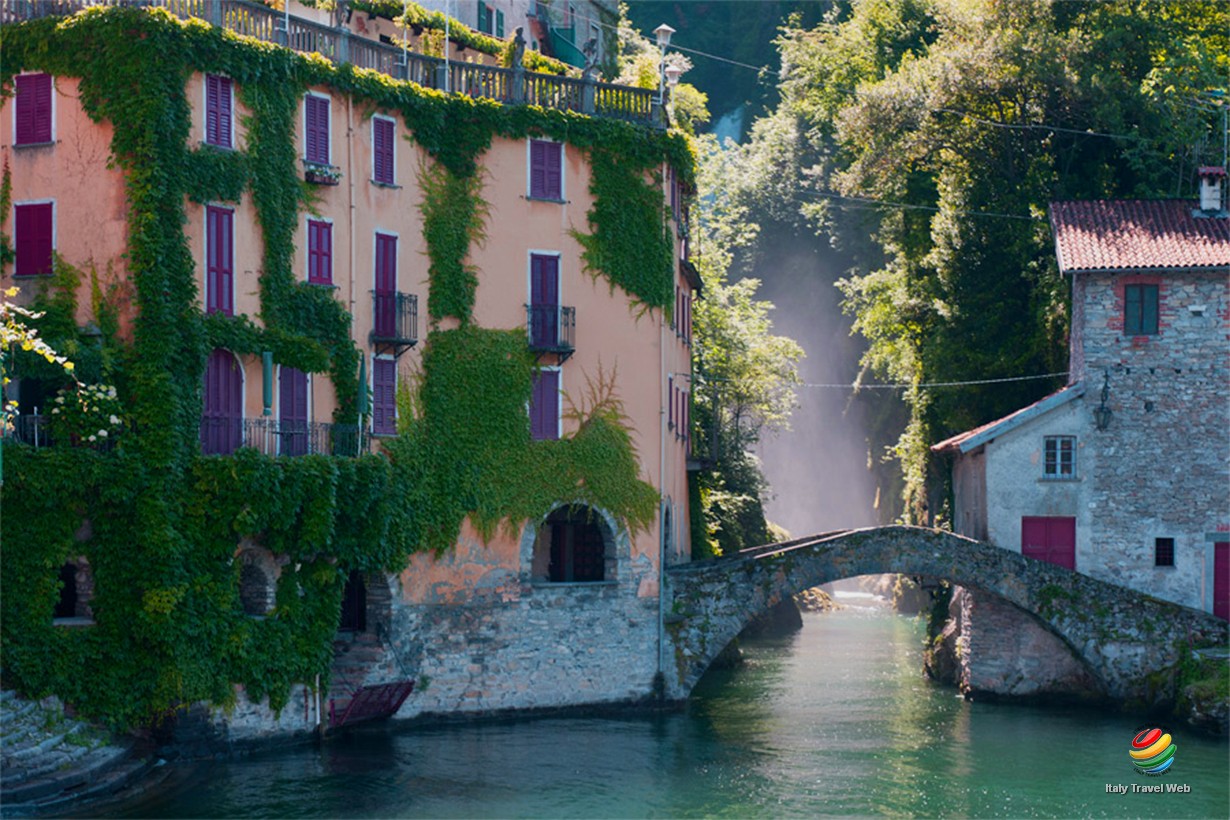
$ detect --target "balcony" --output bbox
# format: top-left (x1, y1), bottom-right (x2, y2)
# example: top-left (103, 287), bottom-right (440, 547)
top-left (526, 304), bottom-right (575, 362)
top-left (370, 291), bottom-right (418, 359)
top-left (0, 1), bottom-right (661, 128)
top-left (200, 417), bottom-right (370, 457)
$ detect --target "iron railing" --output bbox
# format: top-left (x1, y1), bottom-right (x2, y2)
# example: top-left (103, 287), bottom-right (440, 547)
top-left (0, 0), bottom-right (660, 127)
top-left (526, 304), bottom-right (575, 354)
top-left (3, 412), bottom-right (53, 447)
top-left (371, 291), bottom-right (418, 348)
top-left (200, 417), bottom-right (370, 456)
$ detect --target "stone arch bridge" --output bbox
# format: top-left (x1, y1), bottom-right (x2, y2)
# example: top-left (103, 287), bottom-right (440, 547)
top-left (662, 526), bottom-right (1228, 701)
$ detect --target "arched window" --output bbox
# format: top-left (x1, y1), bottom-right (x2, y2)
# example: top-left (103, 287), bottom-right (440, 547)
top-left (535, 506), bottom-right (611, 583)
top-left (239, 563), bottom-right (271, 616)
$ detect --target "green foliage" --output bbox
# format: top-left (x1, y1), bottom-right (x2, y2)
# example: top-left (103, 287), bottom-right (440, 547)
top-left (573, 148), bottom-right (675, 310)
top-left (0, 158), bottom-right (12, 266)
top-left (419, 160), bottom-right (488, 323)
top-left (1, 4), bottom-right (690, 730)
top-left (770, 0), bottom-right (1228, 520)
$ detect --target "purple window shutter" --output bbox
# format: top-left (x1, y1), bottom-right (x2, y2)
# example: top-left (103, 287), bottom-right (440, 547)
top-left (15, 74), bottom-right (51, 145)
top-left (372, 358), bottom-right (396, 435)
top-left (14, 203), bottom-right (53, 277)
top-left (668, 375), bottom-right (674, 429)
top-left (545, 142), bottom-right (562, 199)
top-left (530, 140), bottom-right (546, 198)
top-left (306, 96), bottom-right (329, 164)
top-left (280, 366), bottom-right (309, 456)
top-left (374, 118), bottom-right (394, 184)
top-left (206, 75), bottom-right (233, 148)
top-left (308, 220), bottom-right (331, 284)
top-left (374, 233), bottom-right (397, 337)
top-left (529, 254), bottom-right (559, 348)
top-left (531, 369), bottom-right (559, 441)
top-left (202, 350), bottom-right (242, 455)
top-left (207, 207), bottom-right (233, 315)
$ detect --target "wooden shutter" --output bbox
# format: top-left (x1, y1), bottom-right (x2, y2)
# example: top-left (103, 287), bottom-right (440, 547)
top-left (206, 75), bottom-right (232, 148)
top-left (372, 358), bottom-right (396, 435)
top-left (496, 9), bottom-right (505, 38)
top-left (545, 142), bottom-right (562, 199)
top-left (531, 369), bottom-right (559, 440)
top-left (1021, 516), bottom-right (1075, 570)
top-left (530, 140), bottom-right (547, 198)
top-left (529, 253), bottom-right (559, 348)
top-left (15, 73), bottom-right (51, 145)
top-left (667, 375), bottom-right (674, 429)
top-left (305, 95), bottom-right (329, 164)
top-left (14, 202), bottom-right (53, 277)
top-left (207, 207), bottom-right (234, 315)
top-left (202, 350), bottom-right (243, 455)
top-left (280, 366), bottom-right (309, 456)
top-left (308, 220), bottom-right (332, 284)
top-left (373, 118), bottom-right (394, 184)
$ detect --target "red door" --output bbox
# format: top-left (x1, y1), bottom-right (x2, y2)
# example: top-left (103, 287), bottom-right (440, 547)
top-left (202, 349), bottom-right (243, 454)
top-left (1021, 516), bottom-right (1076, 570)
top-left (1214, 542), bottom-right (1229, 621)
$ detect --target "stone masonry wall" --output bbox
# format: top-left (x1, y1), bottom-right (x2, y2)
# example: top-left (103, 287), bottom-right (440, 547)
top-left (1079, 269), bottom-right (1230, 611)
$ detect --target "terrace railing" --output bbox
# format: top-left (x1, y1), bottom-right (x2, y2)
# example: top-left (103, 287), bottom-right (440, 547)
top-left (200, 417), bottom-right (370, 457)
top-left (1, 0), bottom-right (661, 127)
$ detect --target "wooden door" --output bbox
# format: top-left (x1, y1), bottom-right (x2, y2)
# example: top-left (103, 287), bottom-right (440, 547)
top-left (201, 350), bottom-right (243, 454)
top-left (530, 254), bottom-right (560, 348)
top-left (1215, 542), bottom-right (1229, 621)
top-left (1021, 516), bottom-right (1076, 570)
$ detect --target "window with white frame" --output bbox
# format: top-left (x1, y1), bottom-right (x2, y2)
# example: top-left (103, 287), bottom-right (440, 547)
top-left (1043, 435), bottom-right (1075, 478)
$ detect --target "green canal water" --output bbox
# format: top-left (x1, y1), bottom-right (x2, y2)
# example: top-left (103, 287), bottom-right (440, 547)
top-left (109, 610), bottom-right (1228, 818)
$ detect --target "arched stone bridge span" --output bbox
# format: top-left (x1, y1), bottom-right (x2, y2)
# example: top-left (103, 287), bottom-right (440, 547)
top-left (662, 526), bottom-right (1228, 700)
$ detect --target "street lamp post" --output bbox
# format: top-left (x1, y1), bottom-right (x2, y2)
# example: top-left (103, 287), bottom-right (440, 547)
top-left (653, 23), bottom-right (675, 106)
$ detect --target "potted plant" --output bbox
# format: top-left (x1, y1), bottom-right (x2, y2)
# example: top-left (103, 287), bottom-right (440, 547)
top-left (303, 160), bottom-right (343, 185)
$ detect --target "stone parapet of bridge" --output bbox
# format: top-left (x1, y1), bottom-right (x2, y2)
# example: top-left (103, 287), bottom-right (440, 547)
top-left (663, 526), bottom-right (1228, 703)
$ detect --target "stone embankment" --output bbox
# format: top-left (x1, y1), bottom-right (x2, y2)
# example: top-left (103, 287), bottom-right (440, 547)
top-left (0, 689), bottom-right (158, 817)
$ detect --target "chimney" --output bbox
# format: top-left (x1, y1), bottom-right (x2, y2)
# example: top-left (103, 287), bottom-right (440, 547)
top-left (1197, 166), bottom-right (1227, 214)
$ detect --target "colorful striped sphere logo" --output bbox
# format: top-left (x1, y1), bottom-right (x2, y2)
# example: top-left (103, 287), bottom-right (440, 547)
top-left (1129, 727), bottom-right (1176, 775)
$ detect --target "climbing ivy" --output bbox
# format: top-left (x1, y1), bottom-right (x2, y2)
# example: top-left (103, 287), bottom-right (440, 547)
top-left (0, 5), bottom-right (690, 730)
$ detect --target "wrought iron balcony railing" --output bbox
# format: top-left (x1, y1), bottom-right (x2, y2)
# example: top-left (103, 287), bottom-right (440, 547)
top-left (199, 417), bottom-right (370, 457)
top-left (526, 304), bottom-right (575, 358)
top-left (370, 291), bottom-right (418, 357)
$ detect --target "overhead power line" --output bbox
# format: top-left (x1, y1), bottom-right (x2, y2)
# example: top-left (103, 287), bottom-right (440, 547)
top-left (798, 372), bottom-right (1071, 390)
top-left (798, 190), bottom-right (1043, 221)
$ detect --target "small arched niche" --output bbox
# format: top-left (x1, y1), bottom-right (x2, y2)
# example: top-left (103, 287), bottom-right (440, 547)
top-left (53, 558), bottom-right (94, 624)
top-left (237, 547), bottom-right (280, 617)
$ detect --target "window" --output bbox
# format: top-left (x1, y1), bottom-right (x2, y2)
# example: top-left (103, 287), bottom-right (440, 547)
top-left (53, 560), bottom-right (93, 621)
top-left (14, 202), bottom-right (54, 277)
top-left (1154, 537), bottom-right (1175, 567)
top-left (339, 570), bottom-right (367, 632)
top-left (201, 349), bottom-right (243, 455)
top-left (1124, 284), bottom-right (1159, 336)
top-left (304, 94), bottom-right (330, 165)
top-left (372, 357), bottom-right (396, 436)
top-left (205, 74), bottom-right (233, 149)
top-left (279, 366), bottom-right (309, 456)
top-left (538, 506), bottom-right (609, 583)
top-left (476, 1), bottom-right (492, 34)
top-left (529, 139), bottom-right (562, 201)
top-left (1043, 435), bottom-right (1075, 478)
top-left (206, 206), bottom-right (234, 315)
top-left (667, 374), bottom-right (675, 430)
top-left (238, 551), bottom-right (275, 617)
top-left (497, 9), bottom-right (505, 38)
top-left (372, 116), bottom-right (395, 184)
top-left (374, 232), bottom-right (398, 338)
top-left (530, 368), bottom-right (560, 440)
top-left (14, 73), bottom-right (52, 146)
top-left (307, 219), bottom-right (332, 285)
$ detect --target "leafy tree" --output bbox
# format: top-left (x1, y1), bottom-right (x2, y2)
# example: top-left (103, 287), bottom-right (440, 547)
top-left (768, 0), bottom-right (1227, 520)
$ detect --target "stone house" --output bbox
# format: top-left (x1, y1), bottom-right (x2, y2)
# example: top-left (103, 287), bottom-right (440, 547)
top-left (1, 1), bottom-right (697, 743)
top-left (933, 167), bottom-right (1230, 622)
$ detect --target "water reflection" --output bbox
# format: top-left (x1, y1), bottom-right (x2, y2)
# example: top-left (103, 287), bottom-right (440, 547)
top-left (109, 612), bottom-right (1229, 819)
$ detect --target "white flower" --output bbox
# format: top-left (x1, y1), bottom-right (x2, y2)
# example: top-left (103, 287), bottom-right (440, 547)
top-left (55, 396), bottom-right (65, 404)
top-left (108, 388), bottom-right (117, 399)
top-left (97, 429), bottom-right (108, 438)
top-left (88, 435), bottom-right (96, 442)
top-left (51, 408), bottom-right (60, 414)
top-left (110, 415), bottom-right (120, 425)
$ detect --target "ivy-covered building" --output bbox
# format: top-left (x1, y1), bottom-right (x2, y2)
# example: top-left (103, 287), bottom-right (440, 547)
top-left (1, 1), bottom-right (699, 742)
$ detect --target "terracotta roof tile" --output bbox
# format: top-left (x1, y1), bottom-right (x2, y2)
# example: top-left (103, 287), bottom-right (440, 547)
top-left (1049, 200), bottom-right (1230, 272)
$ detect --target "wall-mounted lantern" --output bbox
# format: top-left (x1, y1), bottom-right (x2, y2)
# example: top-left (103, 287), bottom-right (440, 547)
top-left (1093, 370), bottom-right (1113, 431)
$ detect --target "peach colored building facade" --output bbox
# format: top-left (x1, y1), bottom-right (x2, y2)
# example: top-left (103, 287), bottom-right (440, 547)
top-left (3, 8), bottom-right (697, 728)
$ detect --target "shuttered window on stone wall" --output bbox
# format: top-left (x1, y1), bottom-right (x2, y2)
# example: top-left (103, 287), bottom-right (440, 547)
top-left (1124, 284), bottom-right (1159, 335)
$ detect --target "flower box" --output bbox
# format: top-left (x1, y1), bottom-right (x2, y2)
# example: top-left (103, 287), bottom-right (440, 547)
top-left (303, 162), bottom-right (342, 186)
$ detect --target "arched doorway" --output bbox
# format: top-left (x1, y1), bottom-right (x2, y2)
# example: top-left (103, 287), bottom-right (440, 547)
top-left (339, 569), bottom-right (367, 632)
top-left (534, 505), bottom-right (612, 583)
